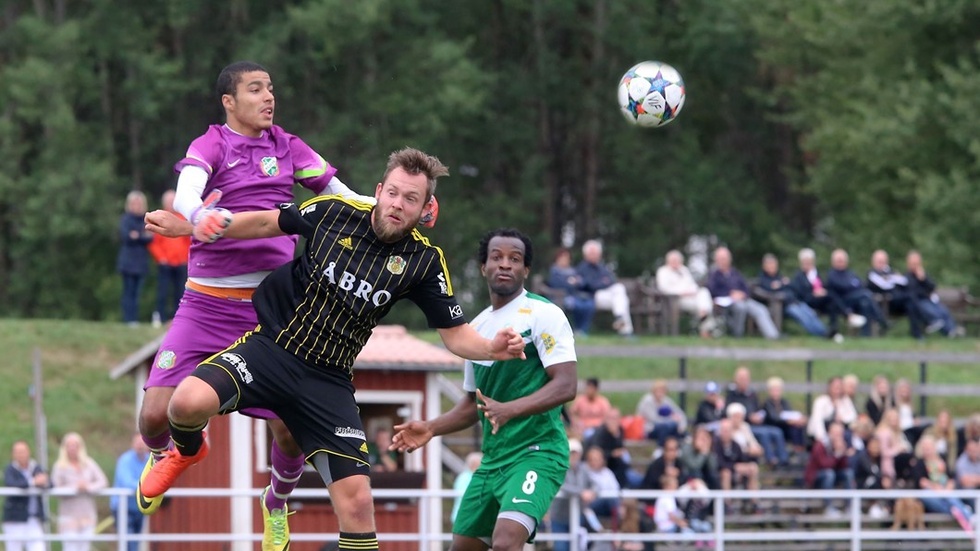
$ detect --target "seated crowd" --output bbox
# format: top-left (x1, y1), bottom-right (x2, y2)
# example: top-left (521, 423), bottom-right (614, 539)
top-left (545, 241), bottom-right (966, 340)
top-left (550, 367), bottom-right (980, 543)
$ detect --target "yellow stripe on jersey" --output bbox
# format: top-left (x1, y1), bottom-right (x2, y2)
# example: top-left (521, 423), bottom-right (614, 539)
top-left (299, 193), bottom-right (375, 212)
top-left (410, 229), bottom-right (453, 296)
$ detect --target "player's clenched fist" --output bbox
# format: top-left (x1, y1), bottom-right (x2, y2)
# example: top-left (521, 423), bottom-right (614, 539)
top-left (191, 190), bottom-right (233, 243)
top-left (489, 327), bottom-right (526, 361)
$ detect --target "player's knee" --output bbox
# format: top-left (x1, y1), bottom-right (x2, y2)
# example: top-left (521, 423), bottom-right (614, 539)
top-left (333, 480), bottom-right (375, 530)
top-left (167, 381), bottom-right (215, 425)
top-left (138, 405), bottom-right (170, 435)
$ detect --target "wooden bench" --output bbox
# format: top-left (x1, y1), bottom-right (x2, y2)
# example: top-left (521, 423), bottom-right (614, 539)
top-left (937, 286), bottom-right (980, 335)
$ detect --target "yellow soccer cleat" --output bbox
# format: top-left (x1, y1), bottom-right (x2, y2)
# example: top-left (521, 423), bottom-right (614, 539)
top-left (136, 455), bottom-right (164, 515)
top-left (261, 485), bottom-right (293, 551)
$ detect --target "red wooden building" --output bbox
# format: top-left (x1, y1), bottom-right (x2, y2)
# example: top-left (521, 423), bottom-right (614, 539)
top-left (110, 325), bottom-right (462, 551)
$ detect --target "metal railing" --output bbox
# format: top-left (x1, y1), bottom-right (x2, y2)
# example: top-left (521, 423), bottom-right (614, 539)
top-left (2, 487), bottom-right (979, 551)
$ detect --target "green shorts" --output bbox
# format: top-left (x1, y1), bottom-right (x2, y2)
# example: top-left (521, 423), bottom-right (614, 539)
top-left (453, 453), bottom-right (566, 542)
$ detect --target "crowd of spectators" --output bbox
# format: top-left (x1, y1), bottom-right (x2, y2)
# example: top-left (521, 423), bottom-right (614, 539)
top-left (554, 366), bottom-right (980, 542)
top-left (548, 242), bottom-right (966, 341)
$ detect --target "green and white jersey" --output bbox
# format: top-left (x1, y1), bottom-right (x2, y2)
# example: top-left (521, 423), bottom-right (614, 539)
top-left (463, 289), bottom-right (576, 469)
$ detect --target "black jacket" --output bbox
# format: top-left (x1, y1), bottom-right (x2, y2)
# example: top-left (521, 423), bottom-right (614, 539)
top-left (3, 461), bottom-right (47, 523)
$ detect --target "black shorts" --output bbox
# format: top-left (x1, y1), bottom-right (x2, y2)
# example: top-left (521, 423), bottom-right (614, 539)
top-left (192, 331), bottom-right (371, 481)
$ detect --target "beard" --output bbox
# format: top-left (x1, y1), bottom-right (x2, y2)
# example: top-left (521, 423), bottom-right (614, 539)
top-left (488, 278), bottom-right (523, 298)
top-left (372, 208), bottom-right (420, 242)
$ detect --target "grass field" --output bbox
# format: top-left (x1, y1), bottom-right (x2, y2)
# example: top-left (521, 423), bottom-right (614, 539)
top-left (2, 318), bottom-right (979, 484)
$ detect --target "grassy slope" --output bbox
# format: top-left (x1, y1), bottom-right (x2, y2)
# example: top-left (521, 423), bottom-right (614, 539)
top-left (3, 319), bottom-right (979, 482)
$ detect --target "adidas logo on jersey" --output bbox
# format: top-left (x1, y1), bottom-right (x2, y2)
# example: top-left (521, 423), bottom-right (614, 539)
top-left (338, 236), bottom-right (353, 250)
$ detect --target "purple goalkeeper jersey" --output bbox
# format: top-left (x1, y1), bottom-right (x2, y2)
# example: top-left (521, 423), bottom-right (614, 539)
top-left (175, 124), bottom-right (337, 279)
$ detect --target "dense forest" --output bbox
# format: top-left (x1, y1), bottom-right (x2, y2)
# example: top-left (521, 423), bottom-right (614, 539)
top-left (1, 0), bottom-right (978, 322)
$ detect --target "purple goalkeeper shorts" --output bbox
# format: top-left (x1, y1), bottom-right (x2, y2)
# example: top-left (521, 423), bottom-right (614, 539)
top-left (147, 288), bottom-right (277, 420)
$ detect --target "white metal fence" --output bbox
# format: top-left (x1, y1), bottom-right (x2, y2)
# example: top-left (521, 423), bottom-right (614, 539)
top-left (2, 487), bottom-right (979, 551)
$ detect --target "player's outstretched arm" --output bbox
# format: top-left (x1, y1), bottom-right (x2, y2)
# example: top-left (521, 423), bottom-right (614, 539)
top-left (390, 393), bottom-right (479, 453)
top-left (145, 210), bottom-right (193, 237)
top-left (476, 363), bottom-right (578, 435)
top-left (437, 324), bottom-right (526, 361)
top-left (220, 210), bottom-right (284, 240)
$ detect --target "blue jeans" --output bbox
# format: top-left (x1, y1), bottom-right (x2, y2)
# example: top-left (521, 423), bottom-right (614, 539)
top-left (751, 424), bottom-right (788, 465)
top-left (551, 520), bottom-right (571, 551)
top-left (842, 289), bottom-right (888, 335)
top-left (785, 302), bottom-right (827, 336)
top-left (648, 421), bottom-right (682, 447)
top-left (564, 295), bottom-right (596, 334)
top-left (115, 508), bottom-right (145, 551)
top-left (155, 264), bottom-right (187, 320)
top-left (916, 299), bottom-right (957, 335)
top-left (121, 273), bottom-right (145, 323)
top-left (815, 467), bottom-right (855, 507)
top-left (920, 496), bottom-right (972, 519)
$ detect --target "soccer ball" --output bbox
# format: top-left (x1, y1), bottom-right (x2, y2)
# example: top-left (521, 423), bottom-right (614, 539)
top-left (617, 61), bottom-right (686, 127)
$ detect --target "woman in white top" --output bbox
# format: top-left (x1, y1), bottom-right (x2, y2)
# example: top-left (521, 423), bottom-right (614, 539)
top-left (807, 376), bottom-right (858, 443)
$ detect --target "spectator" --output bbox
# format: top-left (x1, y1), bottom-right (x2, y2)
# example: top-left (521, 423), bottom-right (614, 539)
top-left (894, 378), bottom-right (929, 445)
top-left (755, 253), bottom-right (827, 337)
top-left (2, 441), bottom-right (48, 551)
top-left (117, 190), bottom-right (154, 326)
top-left (655, 250), bottom-right (716, 337)
top-left (569, 377), bottom-right (612, 440)
top-left (707, 247), bottom-right (779, 339)
top-left (51, 432), bottom-right (108, 551)
top-left (867, 249), bottom-right (922, 337)
top-left (549, 440), bottom-right (594, 551)
top-left (577, 239), bottom-right (633, 336)
top-left (726, 403), bottom-right (765, 462)
top-left (963, 414), bottom-right (980, 451)
top-left (955, 439), bottom-right (980, 490)
top-left (924, 409), bottom-right (958, 474)
top-left (826, 248), bottom-right (889, 336)
top-left (842, 374), bottom-right (860, 406)
top-left (639, 437), bottom-right (682, 494)
top-left (854, 436), bottom-right (890, 519)
top-left (147, 189), bottom-right (191, 328)
top-left (713, 419), bottom-right (760, 511)
top-left (366, 427), bottom-right (399, 472)
top-left (726, 366), bottom-right (788, 466)
top-left (680, 426), bottom-right (721, 490)
top-left (804, 422), bottom-right (855, 518)
top-left (905, 250), bottom-right (963, 337)
top-left (582, 446), bottom-right (622, 528)
top-left (864, 375), bottom-right (894, 427)
top-left (635, 379), bottom-right (687, 446)
top-left (547, 248), bottom-right (596, 335)
top-left (695, 381), bottom-right (725, 430)
top-left (653, 474), bottom-right (711, 535)
top-left (451, 452), bottom-right (482, 523)
top-left (789, 247), bottom-right (856, 340)
top-left (111, 434), bottom-right (149, 551)
top-left (875, 408), bottom-right (914, 486)
top-left (850, 415), bottom-right (876, 452)
top-left (808, 376), bottom-right (858, 444)
top-left (762, 376), bottom-right (808, 453)
top-left (912, 434), bottom-right (975, 533)
top-left (588, 408), bottom-right (640, 489)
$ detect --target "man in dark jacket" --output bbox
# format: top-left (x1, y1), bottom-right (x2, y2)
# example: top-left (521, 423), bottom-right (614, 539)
top-left (867, 249), bottom-right (922, 337)
top-left (825, 248), bottom-right (888, 336)
top-left (905, 250), bottom-right (961, 337)
top-left (3, 441), bottom-right (49, 551)
top-left (707, 247), bottom-right (779, 339)
top-left (755, 253), bottom-right (827, 336)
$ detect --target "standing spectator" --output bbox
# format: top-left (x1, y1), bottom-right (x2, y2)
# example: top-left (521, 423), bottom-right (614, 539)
top-left (2, 441), bottom-right (48, 551)
top-left (451, 452), bottom-right (482, 523)
top-left (635, 379), bottom-right (687, 446)
top-left (762, 376), bottom-right (808, 453)
top-left (147, 189), bottom-right (190, 328)
top-left (655, 250), bottom-right (716, 337)
top-left (695, 381), bottom-right (725, 430)
top-left (912, 435), bottom-right (975, 532)
top-left (808, 376), bottom-right (858, 444)
top-left (924, 409), bottom-right (958, 474)
top-left (905, 250), bottom-right (963, 337)
top-left (680, 426), bottom-right (721, 490)
top-left (548, 440), bottom-right (594, 551)
top-left (588, 409), bottom-right (639, 489)
top-left (726, 366), bottom-right (788, 467)
top-left (804, 422), bottom-right (855, 517)
top-left (864, 375), bottom-right (894, 427)
top-left (117, 190), bottom-right (154, 326)
top-left (789, 248), bottom-right (857, 340)
top-left (547, 248), bottom-right (596, 335)
top-left (569, 377), bottom-right (612, 440)
top-left (866, 249), bottom-right (921, 337)
top-left (755, 253), bottom-right (828, 336)
top-left (826, 248), bottom-right (889, 336)
top-left (577, 239), bottom-right (633, 336)
top-left (875, 408), bottom-right (914, 485)
top-left (706, 247), bottom-right (779, 339)
top-left (111, 434), bottom-right (149, 551)
top-left (51, 432), bottom-right (108, 551)
top-left (955, 439), bottom-right (980, 490)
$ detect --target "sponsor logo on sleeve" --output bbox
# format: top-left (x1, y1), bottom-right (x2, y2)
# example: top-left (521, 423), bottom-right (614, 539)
top-left (541, 333), bottom-right (556, 354)
top-left (437, 273), bottom-right (449, 295)
top-left (220, 353), bottom-right (253, 384)
top-left (449, 305), bottom-right (464, 319)
top-left (156, 350), bottom-right (176, 370)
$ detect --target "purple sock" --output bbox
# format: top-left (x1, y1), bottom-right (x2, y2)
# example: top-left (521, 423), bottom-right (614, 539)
top-left (266, 441), bottom-right (305, 511)
top-left (143, 432), bottom-right (173, 462)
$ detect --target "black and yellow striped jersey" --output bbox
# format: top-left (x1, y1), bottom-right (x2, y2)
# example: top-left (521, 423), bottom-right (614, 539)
top-left (252, 195), bottom-right (465, 376)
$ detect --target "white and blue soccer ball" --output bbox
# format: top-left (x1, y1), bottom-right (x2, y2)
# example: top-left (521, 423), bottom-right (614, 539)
top-left (617, 61), bottom-right (686, 127)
